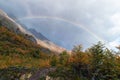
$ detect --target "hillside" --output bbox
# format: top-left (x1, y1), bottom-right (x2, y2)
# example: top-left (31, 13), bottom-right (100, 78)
top-left (0, 25), bottom-right (53, 64)
top-left (0, 9), bottom-right (37, 43)
top-left (0, 26), bottom-right (51, 56)
top-left (0, 9), bottom-right (65, 54)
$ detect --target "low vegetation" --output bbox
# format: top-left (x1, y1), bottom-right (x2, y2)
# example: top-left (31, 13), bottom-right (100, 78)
top-left (0, 26), bottom-right (120, 80)
top-left (47, 42), bottom-right (120, 80)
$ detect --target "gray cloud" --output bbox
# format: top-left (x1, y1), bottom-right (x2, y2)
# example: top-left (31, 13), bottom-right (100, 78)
top-left (0, 0), bottom-right (120, 49)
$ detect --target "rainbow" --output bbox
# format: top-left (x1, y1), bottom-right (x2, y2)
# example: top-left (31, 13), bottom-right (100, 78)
top-left (15, 16), bottom-right (105, 42)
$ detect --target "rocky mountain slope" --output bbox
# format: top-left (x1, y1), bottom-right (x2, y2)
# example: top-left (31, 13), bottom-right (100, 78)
top-left (28, 28), bottom-right (49, 41)
top-left (0, 9), bottom-right (65, 53)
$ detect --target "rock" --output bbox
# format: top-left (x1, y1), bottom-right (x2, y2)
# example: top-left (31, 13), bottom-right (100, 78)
top-left (20, 73), bottom-right (32, 80)
top-left (29, 68), bottom-right (56, 80)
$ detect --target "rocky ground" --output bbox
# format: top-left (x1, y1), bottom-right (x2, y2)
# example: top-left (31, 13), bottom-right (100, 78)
top-left (0, 67), bottom-right (58, 80)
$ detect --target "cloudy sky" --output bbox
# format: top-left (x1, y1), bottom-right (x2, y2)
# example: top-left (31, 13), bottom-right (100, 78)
top-left (0, 0), bottom-right (120, 50)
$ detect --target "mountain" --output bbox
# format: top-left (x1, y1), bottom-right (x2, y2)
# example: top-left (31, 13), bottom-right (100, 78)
top-left (0, 25), bottom-right (49, 55)
top-left (0, 9), bottom-right (37, 43)
top-left (27, 28), bottom-right (66, 53)
top-left (0, 9), bottom-right (52, 56)
top-left (0, 9), bottom-right (65, 53)
top-left (28, 28), bottom-right (49, 41)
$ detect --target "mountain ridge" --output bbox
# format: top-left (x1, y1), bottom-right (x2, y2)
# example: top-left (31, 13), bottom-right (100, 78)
top-left (28, 28), bottom-right (49, 41)
top-left (0, 9), bottom-right (65, 53)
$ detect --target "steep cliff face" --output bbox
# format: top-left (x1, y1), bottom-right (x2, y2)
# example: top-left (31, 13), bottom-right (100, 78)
top-left (0, 9), bottom-right (65, 53)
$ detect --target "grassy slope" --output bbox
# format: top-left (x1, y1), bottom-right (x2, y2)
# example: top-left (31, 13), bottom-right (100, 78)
top-left (0, 26), bottom-right (51, 69)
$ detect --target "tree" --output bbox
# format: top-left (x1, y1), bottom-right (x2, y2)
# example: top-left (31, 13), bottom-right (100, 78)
top-left (101, 49), bottom-right (118, 79)
top-left (50, 55), bottom-right (59, 66)
top-left (70, 45), bottom-right (91, 79)
top-left (72, 44), bottom-right (83, 53)
top-left (59, 51), bottom-right (69, 66)
top-left (88, 41), bottom-right (105, 79)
